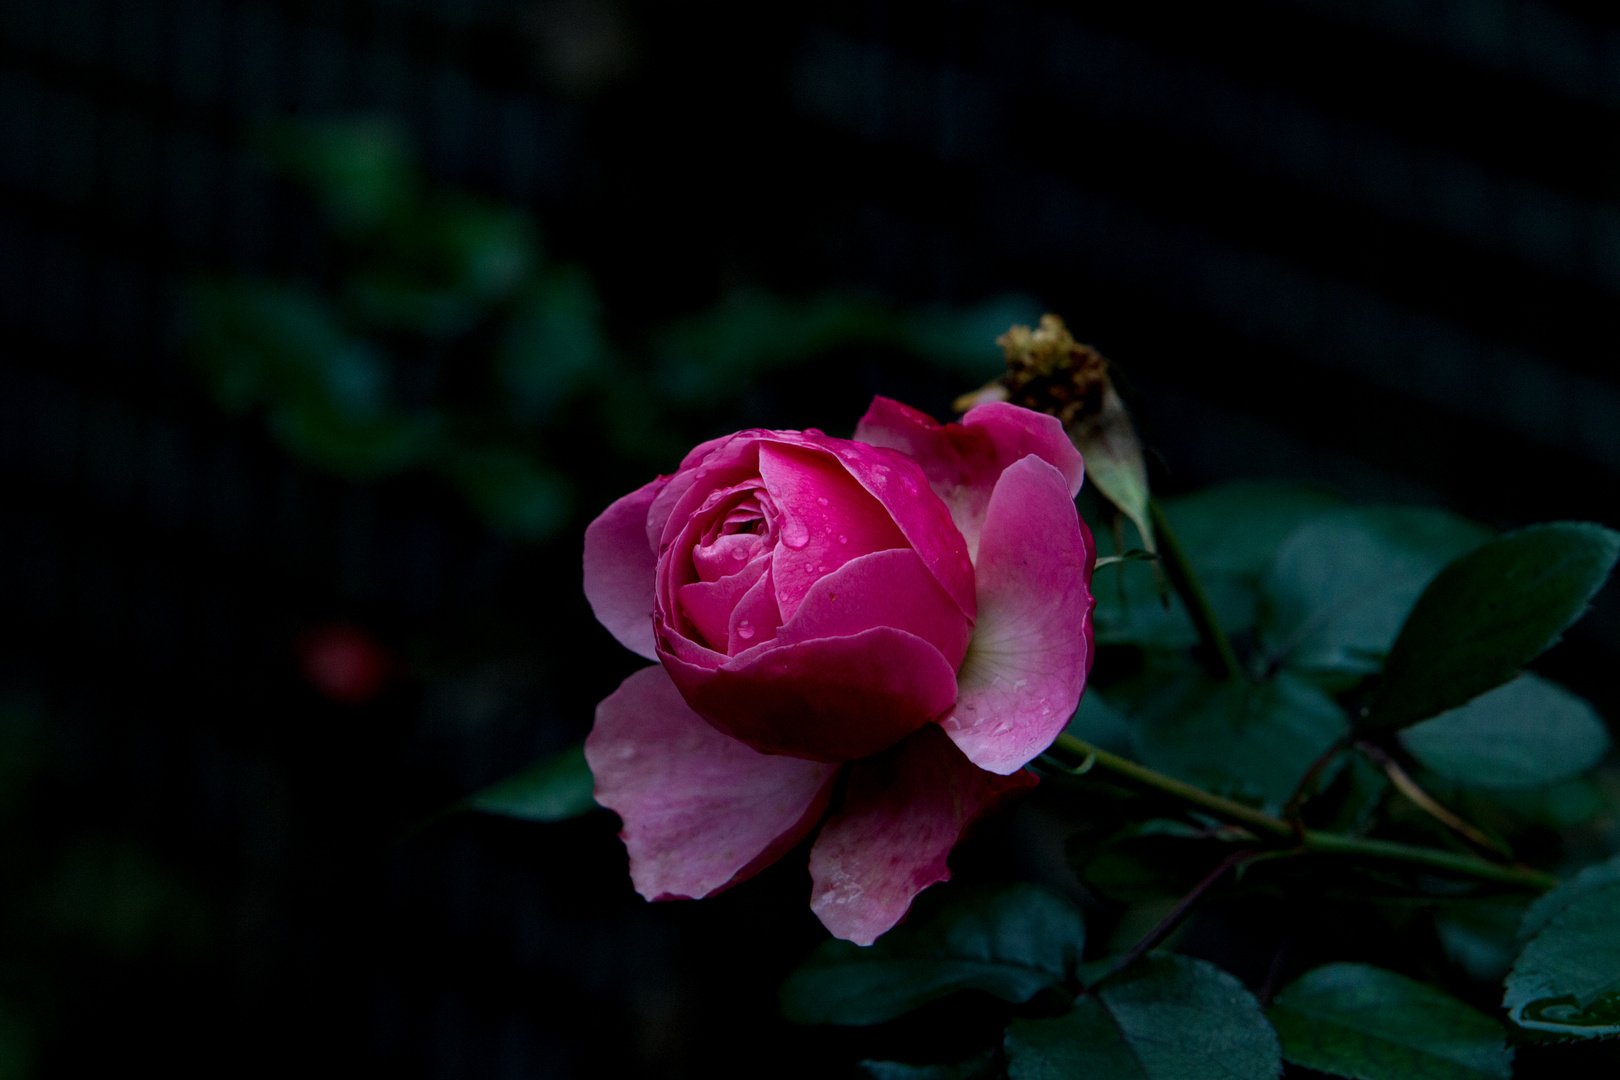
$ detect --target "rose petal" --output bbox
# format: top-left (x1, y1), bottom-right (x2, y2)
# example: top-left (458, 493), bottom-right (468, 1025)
top-left (640, 431), bottom-right (754, 552)
top-left (804, 433), bottom-right (978, 622)
top-left (585, 665), bottom-right (840, 901)
top-left (728, 561), bottom-right (783, 650)
top-left (677, 553), bottom-right (770, 654)
top-left (942, 455), bottom-right (1095, 774)
top-left (650, 435), bottom-right (766, 554)
top-left (807, 724), bottom-right (1038, 945)
top-left (776, 548), bottom-right (971, 671)
top-left (661, 626), bottom-right (959, 762)
top-left (757, 442), bottom-right (910, 621)
top-left (583, 477), bottom-right (668, 661)
top-left (855, 397), bottom-right (1084, 560)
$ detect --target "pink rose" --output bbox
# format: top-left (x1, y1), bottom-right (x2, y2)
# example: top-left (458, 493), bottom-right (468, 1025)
top-left (582, 397), bottom-right (1095, 944)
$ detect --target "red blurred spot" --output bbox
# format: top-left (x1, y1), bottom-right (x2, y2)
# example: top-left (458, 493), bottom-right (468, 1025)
top-left (297, 623), bottom-right (392, 704)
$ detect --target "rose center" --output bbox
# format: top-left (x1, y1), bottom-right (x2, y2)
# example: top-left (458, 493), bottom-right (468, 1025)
top-left (691, 486), bottom-right (778, 585)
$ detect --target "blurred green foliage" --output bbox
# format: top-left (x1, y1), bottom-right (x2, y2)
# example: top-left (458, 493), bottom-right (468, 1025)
top-left (184, 116), bottom-right (1036, 541)
top-left (0, 695), bottom-right (213, 1080)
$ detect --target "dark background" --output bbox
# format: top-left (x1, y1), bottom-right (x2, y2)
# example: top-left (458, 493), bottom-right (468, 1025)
top-left (3, 1), bottom-right (1620, 1076)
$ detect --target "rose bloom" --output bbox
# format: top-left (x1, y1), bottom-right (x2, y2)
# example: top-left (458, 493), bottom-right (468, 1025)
top-left (582, 397), bottom-right (1094, 944)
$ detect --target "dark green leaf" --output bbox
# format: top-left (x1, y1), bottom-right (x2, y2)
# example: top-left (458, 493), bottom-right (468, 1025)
top-left (1064, 691), bottom-right (1135, 758)
top-left (1435, 901), bottom-right (1527, 983)
top-left (859, 1049), bottom-right (1001, 1080)
top-left (1163, 483), bottom-right (1344, 581)
top-left (1367, 523), bottom-right (1620, 732)
top-left (1073, 820), bottom-right (1233, 904)
top-left (1129, 659), bottom-right (1348, 812)
top-left (466, 743), bottom-right (596, 822)
top-left (1258, 508), bottom-right (1491, 686)
top-left (1268, 962), bottom-right (1511, 1079)
top-left (1004, 954), bottom-right (1279, 1079)
top-left (1485, 776), bottom-right (1609, 830)
top-left (780, 885), bottom-right (1084, 1026)
top-left (1518, 853), bottom-right (1620, 944)
top-left (1399, 674), bottom-right (1610, 790)
top-left (1504, 882), bottom-right (1620, 1037)
top-left (1089, 483), bottom-right (1339, 648)
top-left (1090, 546), bottom-right (1198, 648)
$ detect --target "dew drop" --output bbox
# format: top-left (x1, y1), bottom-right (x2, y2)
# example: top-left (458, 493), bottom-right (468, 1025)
top-left (736, 620), bottom-right (756, 640)
top-left (781, 519), bottom-right (810, 549)
top-left (838, 535), bottom-right (848, 544)
top-left (816, 496), bottom-right (829, 506)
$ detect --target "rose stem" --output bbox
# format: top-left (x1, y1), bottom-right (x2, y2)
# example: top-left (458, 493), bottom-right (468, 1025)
top-left (1148, 498), bottom-right (1244, 682)
top-left (1048, 732), bottom-right (1559, 890)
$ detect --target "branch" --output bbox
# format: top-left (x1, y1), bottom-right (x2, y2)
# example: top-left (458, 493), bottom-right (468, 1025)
top-left (1149, 499), bottom-right (1243, 681)
top-left (1107, 849), bottom-right (1260, 979)
top-left (1357, 741), bottom-right (1515, 860)
top-left (1046, 733), bottom-right (1558, 891)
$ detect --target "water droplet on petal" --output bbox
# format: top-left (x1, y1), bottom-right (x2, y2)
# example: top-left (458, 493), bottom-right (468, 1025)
top-left (781, 519), bottom-right (810, 549)
top-left (816, 496), bottom-right (829, 506)
top-left (838, 535), bottom-right (848, 544)
top-left (736, 620), bottom-right (755, 640)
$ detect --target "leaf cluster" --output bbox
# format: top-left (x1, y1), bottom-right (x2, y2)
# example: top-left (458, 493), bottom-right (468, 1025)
top-left (788, 485), bottom-right (1620, 1078)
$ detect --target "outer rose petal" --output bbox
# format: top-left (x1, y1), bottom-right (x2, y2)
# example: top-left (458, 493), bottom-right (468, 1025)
top-left (808, 724), bottom-right (1038, 945)
top-left (756, 442), bottom-right (909, 621)
top-left (583, 477), bottom-right (667, 660)
top-left (775, 548), bottom-right (971, 671)
top-left (661, 626), bottom-right (959, 762)
top-left (804, 434), bottom-right (977, 621)
top-left (854, 397), bottom-right (1084, 560)
top-left (942, 455), bottom-right (1095, 774)
top-left (585, 665), bottom-right (840, 901)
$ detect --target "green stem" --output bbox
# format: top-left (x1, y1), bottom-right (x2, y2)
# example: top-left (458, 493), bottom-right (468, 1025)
top-left (1053, 733), bottom-right (1289, 838)
top-left (1048, 733), bottom-right (1558, 891)
top-left (1149, 499), bottom-right (1243, 681)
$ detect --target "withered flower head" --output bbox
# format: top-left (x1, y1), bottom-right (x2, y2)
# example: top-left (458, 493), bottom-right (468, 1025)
top-left (995, 314), bottom-right (1110, 427)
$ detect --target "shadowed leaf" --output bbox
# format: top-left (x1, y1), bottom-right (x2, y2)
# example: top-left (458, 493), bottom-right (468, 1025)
top-left (1399, 674), bottom-right (1609, 790)
top-left (467, 743), bottom-right (596, 822)
top-left (1005, 954), bottom-right (1279, 1079)
top-left (1504, 881), bottom-right (1620, 1038)
top-left (1128, 658), bottom-right (1347, 812)
top-left (1366, 524), bottom-right (1620, 732)
top-left (780, 885), bottom-right (1084, 1026)
top-left (1258, 507), bottom-right (1491, 687)
top-left (1269, 962), bottom-right (1511, 1079)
